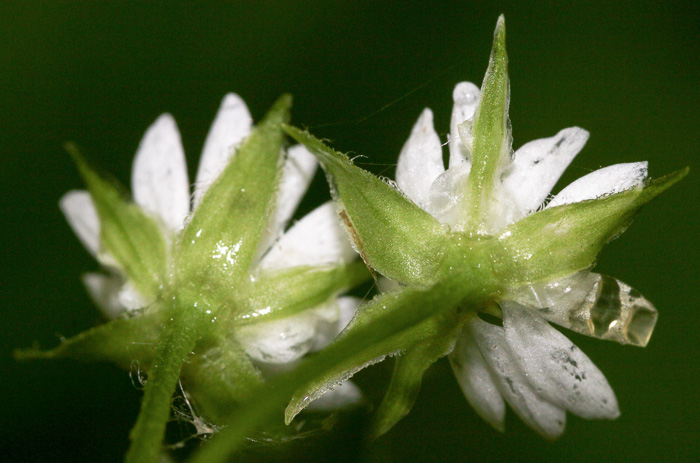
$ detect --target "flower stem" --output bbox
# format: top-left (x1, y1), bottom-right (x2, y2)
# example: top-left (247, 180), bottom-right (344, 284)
top-left (125, 304), bottom-right (209, 463)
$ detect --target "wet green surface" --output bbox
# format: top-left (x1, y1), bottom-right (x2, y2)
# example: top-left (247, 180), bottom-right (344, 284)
top-left (2, 1), bottom-right (698, 462)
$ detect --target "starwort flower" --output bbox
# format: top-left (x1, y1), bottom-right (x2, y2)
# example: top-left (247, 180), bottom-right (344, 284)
top-left (281, 16), bottom-right (687, 439)
top-left (18, 94), bottom-right (369, 460)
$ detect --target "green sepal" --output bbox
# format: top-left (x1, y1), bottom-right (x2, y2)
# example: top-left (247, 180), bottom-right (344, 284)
top-left (465, 15), bottom-right (511, 233)
top-left (497, 168), bottom-right (689, 285)
top-left (14, 312), bottom-right (161, 369)
top-left (284, 283), bottom-right (470, 425)
top-left (371, 313), bottom-right (461, 438)
top-left (181, 334), bottom-right (265, 424)
top-left (285, 125), bottom-right (449, 287)
top-left (176, 95), bottom-right (292, 290)
top-left (67, 144), bottom-right (167, 299)
top-left (233, 261), bottom-right (371, 323)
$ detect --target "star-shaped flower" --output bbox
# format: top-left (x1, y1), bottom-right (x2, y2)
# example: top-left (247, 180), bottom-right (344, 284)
top-left (282, 16), bottom-right (686, 439)
top-left (25, 94), bottom-right (368, 430)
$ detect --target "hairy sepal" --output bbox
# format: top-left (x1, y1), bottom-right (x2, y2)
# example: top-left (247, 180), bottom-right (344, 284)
top-left (68, 145), bottom-right (167, 300)
top-left (285, 126), bottom-right (448, 287)
top-left (497, 169), bottom-right (688, 285)
top-left (177, 95), bottom-right (291, 290)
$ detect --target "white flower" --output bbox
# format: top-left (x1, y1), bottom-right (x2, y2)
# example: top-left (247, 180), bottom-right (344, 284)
top-left (60, 93), bottom-right (362, 368)
top-left (395, 82), bottom-right (658, 438)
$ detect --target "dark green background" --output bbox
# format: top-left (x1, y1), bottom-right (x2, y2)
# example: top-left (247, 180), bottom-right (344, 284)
top-left (2, 1), bottom-right (698, 462)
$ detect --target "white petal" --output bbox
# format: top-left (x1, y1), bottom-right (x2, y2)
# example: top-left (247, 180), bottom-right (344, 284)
top-left (117, 281), bottom-right (148, 312)
top-left (449, 82), bottom-right (480, 168)
top-left (258, 202), bottom-right (356, 270)
top-left (426, 162), bottom-right (471, 227)
top-left (547, 162), bottom-right (648, 208)
top-left (502, 302), bottom-right (620, 419)
top-left (448, 328), bottom-right (506, 432)
top-left (469, 318), bottom-right (567, 439)
top-left (193, 93), bottom-right (253, 207)
top-left (82, 272), bottom-right (125, 319)
top-left (131, 114), bottom-right (190, 232)
top-left (396, 108), bottom-right (444, 208)
top-left (304, 380), bottom-right (362, 411)
top-left (501, 127), bottom-right (589, 220)
top-left (310, 299), bottom-right (341, 351)
top-left (60, 190), bottom-right (100, 258)
top-left (337, 296), bottom-right (362, 333)
top-left (257, 144), bottom-right (318, 258)
top-left (236, 311), bottom-right (317, 364)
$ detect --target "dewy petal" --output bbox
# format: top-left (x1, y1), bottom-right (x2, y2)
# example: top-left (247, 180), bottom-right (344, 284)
top-left (236, 311), bottom-right (317, 364)
top-left (501, 302), bottom-right (620, 420)
top-left (449, 81), bottom-right (480, 168)
top-left (258, 202), bottom-right (356, 270)
top-left (449, 328), bottom-right (506, 432)
top-left (117, 281), bottom-right (148, 312)
top-left (501, 127), bottom-right (589, 221)
top-left (510, 273), bottom-right (658, 347)
top-left (131, 114), bottom-right (190, 232)
top-left (395, 108), bottom-right (444, 208)
top-left (82, 272), bottom-right (125, 319)
top-left (469, 318), bottom-right (566, 439)
top-left (193, 93), bottom-right (253, 207)
top-left (304, 380), bottom-right (362, 411)
top-left (60, 190), bottom-right (100, 258)
top-left (256, 144), bottom-right (318, 259)
top-left (547, 162), bottom-right (648, 209)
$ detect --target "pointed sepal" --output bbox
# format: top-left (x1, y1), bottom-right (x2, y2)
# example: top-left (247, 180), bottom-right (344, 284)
top-left (285, 125), bottom-right (449, 286)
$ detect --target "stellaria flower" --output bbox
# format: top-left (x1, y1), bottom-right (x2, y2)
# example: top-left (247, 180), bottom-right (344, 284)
top-left (282, 16), bottom-right (686, 439)
top-left (25, 93), bottom-right (367, 426)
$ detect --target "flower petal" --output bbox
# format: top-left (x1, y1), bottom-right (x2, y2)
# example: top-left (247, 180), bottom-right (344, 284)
top-left (82, 272), bottom-right (125, 319)
top-left (426, 162), bottom-right (471, 227)
top-left (547, 162), bottom-right (648, 208)
top-left (311, 296), bottom-right (363, 351)
top-left (501, 302), bottom-right (620, 419)
top-left (256, 144), bottom-right (317, 258)
top-left (259, 202), bottom-right (356, 270)
top-left (193, 93), bottom-right (253, 207)
top-left (449, 82), bottom-right (480, 168)
top-left (60, 190), bottom-right (100, 257)
top-left (448, 328), bottom-right (506, 432)
top-left (509, 273), bottom-right (658, 347)
top-left (304, 380), bottom-right (362, 411)
top-left (236, 311), bottom-right (317, 364)
top-left (469, 318), bottom-right (567, 439)
top-left (501, 127), bottom-right (589, 220)
top-left (396, 108), bottom-right (444, 208)
top-left (131, 114), bottom-right (190, 232)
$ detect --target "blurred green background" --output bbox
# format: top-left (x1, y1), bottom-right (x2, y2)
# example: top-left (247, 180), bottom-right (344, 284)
top-left (2, 1), bottom-right (698, 461)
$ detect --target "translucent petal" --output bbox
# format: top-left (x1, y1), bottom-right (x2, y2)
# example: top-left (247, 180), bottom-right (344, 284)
top-left (469, 318), bottom-right (566, 439)
top-left (448, 328), bottom-right (506, 432)
top-left (193, 93), bottom-right (253, 207)
top-left (60, 190), bottom-right (100, 258)
top-left (236, 311), bottom-right (317, 364)
top-left (82, 272), bottom-right (124, 319)
top-left (304, 380), bottom-right (362, 411)
top-left (310, 299), bottom-right (341, 351)
top-left (547, 162), bottom-right (648, 208)
top-left (395, 108), bottom-right (444, 208)
top-left (501, 302), bottom-right (620, 419)
top-left (259, 202), bottom-right (356, 270)
top-left (337, 296), bottom-right (362, 334)
top-left (510, 273), bottom-right (658, 347)
top-left (131, 114), bottom-right (190, 232)
top-left (426, 162), bottom-right (471, 227)
top-left (501, 127), bottom-right (589, 221)
top-left (449, 82), bottom-right (480, 168)
top-left (256, 144), bottom-right (317, 258)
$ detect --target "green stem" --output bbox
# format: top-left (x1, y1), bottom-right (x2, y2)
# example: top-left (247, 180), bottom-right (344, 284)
top-left (189, 272), bottom-right (488, 463)
top-left (125, 306), bottom-right (209, 463)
